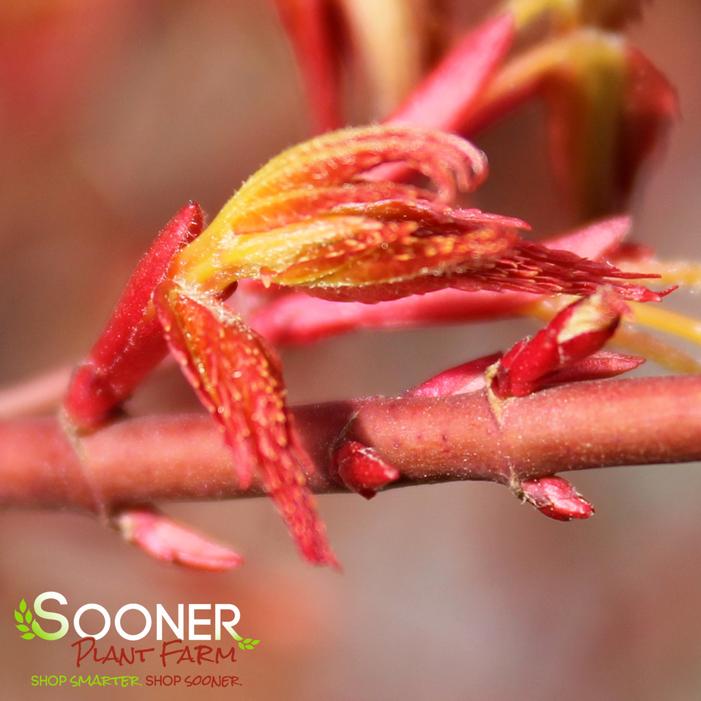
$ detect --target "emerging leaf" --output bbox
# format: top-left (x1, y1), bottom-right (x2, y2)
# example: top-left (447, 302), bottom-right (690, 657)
top-left (171, 125), bottom-right (663, 304)
top-left (64, 202), bottom-right (204, 431)
top-left (489, 287), bottom-right (628, 399)
top-left (155, 282), bottom-right (338, 568)
top-left (115, 507), bottom-right (243, 572)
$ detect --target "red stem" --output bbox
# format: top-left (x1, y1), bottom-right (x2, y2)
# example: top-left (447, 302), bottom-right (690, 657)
top-left (2, 376), bottom-right (700, 512)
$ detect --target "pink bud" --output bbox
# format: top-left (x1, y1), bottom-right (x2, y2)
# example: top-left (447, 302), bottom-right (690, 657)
top-left (519, 477), bottom-right (594, 521)
top-left (540, 350), bottom-right (644, 387)
top-left (116, 508), bottom-right (243, 571)
top-left (492, 288), bottom-right (627, 398)
top-left (334, 441), bottom-right (400, 499)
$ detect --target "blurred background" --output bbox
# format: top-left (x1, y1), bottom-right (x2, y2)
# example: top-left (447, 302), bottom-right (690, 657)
top-left (1, 1), bottom-right (700, 698)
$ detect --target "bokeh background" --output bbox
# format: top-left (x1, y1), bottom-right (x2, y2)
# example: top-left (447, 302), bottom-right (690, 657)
top-left (1, 1), bottom-right (700, 698)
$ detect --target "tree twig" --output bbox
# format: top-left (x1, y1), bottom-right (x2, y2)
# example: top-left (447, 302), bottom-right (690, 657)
top-left (1, 376), bottom-right (700, 514)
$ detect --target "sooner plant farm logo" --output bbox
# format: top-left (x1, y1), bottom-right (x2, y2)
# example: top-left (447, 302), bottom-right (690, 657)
top-left (13, 592), bottom-right (259, 649)
top-left (12, 592), bottom-right (261, 689)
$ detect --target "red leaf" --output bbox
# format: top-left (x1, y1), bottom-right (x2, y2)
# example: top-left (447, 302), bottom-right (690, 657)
top-left (409, 353), bottom-right (502, 398)
top-left (64, 202), bottom-right (204, 431)
top-left (116, 507), bottom-right (243, 571)
top-left (491, 288), bottom-right (627, 399)
top-left (538, 350), bottom-right (644, 387)
top-left (387, 11), bottom-right (516, 133)
top-left (248, 216), bottom-right (645, 345)
top-left (155, 281), bottom-right (338, 568)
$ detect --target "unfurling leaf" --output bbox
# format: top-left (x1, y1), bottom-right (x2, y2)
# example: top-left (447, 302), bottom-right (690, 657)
top-left (156, 282), bottom-right (338, 568)
top-left (115, 507), bottom-right (243, 572)
top-left (489, 287), bottom-right (630, 399)
top-left (172, 125), bottom-right (663, 305)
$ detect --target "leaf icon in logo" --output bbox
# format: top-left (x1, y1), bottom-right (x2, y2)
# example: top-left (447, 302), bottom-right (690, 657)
top-left (237, 637), bottom-right (261, 651)
top-left (14, 599), bottom-right (36, 640)
top-left (227, 626), bottom-right (260, 650)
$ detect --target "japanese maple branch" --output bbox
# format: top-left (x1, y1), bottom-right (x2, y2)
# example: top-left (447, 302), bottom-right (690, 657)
top-left (1, 375), bottom-right (700, 513)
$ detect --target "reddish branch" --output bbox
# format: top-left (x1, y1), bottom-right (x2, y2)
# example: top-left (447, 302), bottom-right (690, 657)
top-left (2, 376), bottom-right (701, 513)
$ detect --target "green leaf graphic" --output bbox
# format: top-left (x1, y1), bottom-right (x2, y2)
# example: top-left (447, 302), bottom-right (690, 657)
top-left (15, 598), bottom-right (36, 640)
top-left (230, 627), bottom-right (259, 651)
top-left (237, 637), bottom-right (261, 651)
